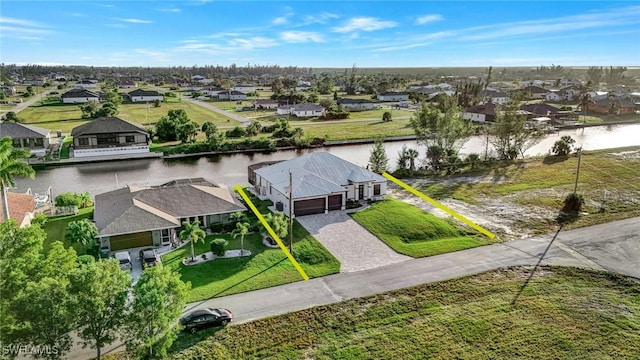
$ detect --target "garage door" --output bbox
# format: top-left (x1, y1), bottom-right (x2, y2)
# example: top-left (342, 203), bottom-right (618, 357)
top-left (328, 194), bottom-right (343, 211)
top-left (110, 232), bottom-right (153, 251)
top-left (294, 198), bottom-right (325, 216)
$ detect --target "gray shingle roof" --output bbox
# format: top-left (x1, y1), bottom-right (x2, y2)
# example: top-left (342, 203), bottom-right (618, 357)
top-left (95, 182), bottom-right (247, 236)
top-left (0, 122), bottom-right (50, 138)
top-left (254, 152), bottom-right (386, 199)
top-left (338, 98), bottom-right (374, 104)
top-left (128, 89), bottom-right (163, 97)
top-left (62, 89), bottom-right (99, 98)
top-left (292, 103), bottom-right (324, 111)
top-left (71, 117), bottom-right (147, 137)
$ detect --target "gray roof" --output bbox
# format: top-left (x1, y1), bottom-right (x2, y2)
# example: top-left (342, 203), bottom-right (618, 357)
top-left (62, 89), bottom-right (99, 98)
top-left (292, 103), bottom-right (324, 111)
top-left (71, 117), bottom-right (147, 137)
top-left (128, 89), bottom-right (163, 97)
top-left (338, 98), bottom-right (374, 104)
top-left (254, 152), bottom-right (386, 199)
top-left (0, 122), bottom-right (50, 138)
top-left (95, 181), bottom-right (246, 236)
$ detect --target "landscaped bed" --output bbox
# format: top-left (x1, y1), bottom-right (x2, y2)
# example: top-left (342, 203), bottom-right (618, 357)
top-left (42, 207), bottom-right (94, 255)
top-left (170, 266), bottom-right (640, 359)
top-left (161, 190), bottom-right (340, 302)
top-left (351, 199), bottom-right (491, 257)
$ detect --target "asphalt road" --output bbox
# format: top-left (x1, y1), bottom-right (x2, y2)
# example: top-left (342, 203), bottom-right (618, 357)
top-left (67, 217), bottom-right (640, 359)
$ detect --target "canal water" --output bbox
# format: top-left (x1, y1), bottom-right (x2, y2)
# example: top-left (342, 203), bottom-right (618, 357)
top-left (14, 124), bottom-right (640, 197)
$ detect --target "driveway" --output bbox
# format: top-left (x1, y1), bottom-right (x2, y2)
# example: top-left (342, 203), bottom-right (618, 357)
top-left (296, 211), bottom-right (411, 273)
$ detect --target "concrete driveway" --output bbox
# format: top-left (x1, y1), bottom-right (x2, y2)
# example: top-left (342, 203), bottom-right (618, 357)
top-left (296, 211), bottom-right (410, 273)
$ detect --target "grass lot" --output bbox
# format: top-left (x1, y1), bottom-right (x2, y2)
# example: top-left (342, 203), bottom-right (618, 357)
top-left (17, 101), bottom-right (236, 134)
top-left (419, 147), bottom-right (640, 234)
top-left (170, 266), bottom-right (640, 359)
top-left (161, 221), bottom-right (340, 302)
top-left (42, 207), bottom-right (94, 255)
top-left (351, 199), bottom-right (489, 257)
top-left (293, 118), bottom-right (415, 141)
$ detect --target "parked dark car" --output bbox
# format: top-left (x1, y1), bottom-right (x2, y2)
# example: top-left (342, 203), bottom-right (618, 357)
top-left (139, 248), bottom-right (160, 268)
top-left (180, 308), bottom-right (233, 333)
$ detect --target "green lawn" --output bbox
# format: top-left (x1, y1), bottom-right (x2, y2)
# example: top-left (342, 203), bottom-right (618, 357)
top-left (351, 199), bottom-right (490, 257)
top-left (42, 207), bottom-right (94, 255)
top-left (17, 101), bottom-right (237, 134)
top-left (293, 118), bottom-right (415, 141)
top-left (171, 266), bottom-right (640, 359)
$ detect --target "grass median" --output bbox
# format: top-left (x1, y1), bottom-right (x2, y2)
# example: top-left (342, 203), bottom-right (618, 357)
top-left (171, 266), bottom-right (640, 359)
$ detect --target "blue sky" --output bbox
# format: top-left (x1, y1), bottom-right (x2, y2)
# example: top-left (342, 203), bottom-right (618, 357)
top-left (1, 1), bottom-right (639, 67)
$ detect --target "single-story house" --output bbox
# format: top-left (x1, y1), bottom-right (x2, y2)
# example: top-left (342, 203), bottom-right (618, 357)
top-left (520, 103), bottom-right (560, 118)
top-left (118, 80), bottom-right (137, 88)
top-left (276, 105), bottom-right (293, 115)
top-left (295, 84), bottom-right (312, 92)
top-left (0, 122), bottom-right (51, 156)
top-left (128, 89), bottom-right (164, 102)
top-left (462, 103), bottom-right (496, 123)
top-left (62, 89), bottom-right (100, 104)
top-left (217, 90), bottom-right (247, 100)
top-left (587, 97), bottom-right (637, 115)
top-left (377, 92), bottom-right (410, 102)
top-left (94, 178), bottom-right (247, 251)
top-left (291, 103), bottom-right (324, 118)
top-left (1, 86), bottom-right (16, 95)
top-left (337, 98), bottom-right (378, 111)
top-left (559, 86), bottom-right (582, 101)
top-left (544, 91), bottom-right (562, 102)
top-left (203, 87), bottom-right (226, 96)
top-left (479, 89), bottom-right (509, 104)
top-left (22, 78), bottom-right (46, 86)
top-left (0, 191), bottom-right (36, 228)
top-left (520, 85), bottom-right (548, 99)
top-left (233, 84), bottom-right (256, 92)
top-left (253, 99), bottom-right (280, 110)
top-left (249, 152), bottom-right (387, 217)
top-left (74, 79), bottom-right (98, 89)
top-left (70, 116), bottom-right (150, 158)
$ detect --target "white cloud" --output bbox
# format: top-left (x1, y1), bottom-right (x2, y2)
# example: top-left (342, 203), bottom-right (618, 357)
top-left (0, 17), bottom-right (51, 38)
top-left (174, 36), bottom-right (279, 54)
top-left (120, 18), bottom-right (153, 24)
top-left (17, 36), bottom-right (42, 41)
top-left (97, 4), bottom-right (115, 8)
top-left (273, 16), bottom-right (288, 25)
top-left (280, 31), bottom-right (324, 43)
top-left (332, 17), bottom-right (397, 33)
top-left (158, 7), bottom-right (181, 13)
top-left (300, 12), bottom-right (339, 25)
top-left (372, 42), bottom-right (432, 52)
top-left (0, 16), bottom-right (45, 28)
top-left (416, 14), bottom-right (443, 25)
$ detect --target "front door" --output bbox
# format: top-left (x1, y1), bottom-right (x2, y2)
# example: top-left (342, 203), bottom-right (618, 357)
top-left (358, 185), bottom-right (364, 200)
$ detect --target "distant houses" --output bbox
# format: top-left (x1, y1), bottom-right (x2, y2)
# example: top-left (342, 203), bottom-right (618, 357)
top-left (276, 103), bottom-right (325, 118)
top-left (129, 89), bottom-right (164, 102)
top-left (0, 122), bottom-right (51, 156)
top-left (61, 89), bottom-right (100, 103)
top-left (337, 98), bottom-right (378, 111)
top-left (377, 92), bottom-right (410, 102)
top-left (70, 116), bottom-right (151, 158)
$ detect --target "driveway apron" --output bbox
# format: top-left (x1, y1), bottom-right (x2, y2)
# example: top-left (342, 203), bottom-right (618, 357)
top-left (297, 211), bottom-right (411, 273)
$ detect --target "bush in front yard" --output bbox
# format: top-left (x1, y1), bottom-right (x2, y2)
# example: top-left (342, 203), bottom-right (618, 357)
top-left (563, 193), bottom-right (585, 213)
top-left (222, 222), bottom-right (237, 232)
top-left (209, 222), bottom-right (224, 233)
top-left (294, 241), bottom-right (330, 265)
top-left (210, 238), bottom-right (228, 256)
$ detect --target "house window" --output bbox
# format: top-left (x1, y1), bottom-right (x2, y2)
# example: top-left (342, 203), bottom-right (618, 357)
top-left (78, 138), bottom-right (89, 146)
top-left (12, 139), bottom-right (20, 147)
top-left (125, 135), bottom-right (135, 143)
top-left (34, 138), bottom-right (44, 147)
top-left (96, 133), bottom-right (118, 147)
top-left (374, 184), bottom-right (381, 196)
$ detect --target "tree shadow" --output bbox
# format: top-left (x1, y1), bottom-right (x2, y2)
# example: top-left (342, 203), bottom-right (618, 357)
top-left (543, 154), bottom-right (569, 165)
top-left (510, 224), bottom-right (564, 307)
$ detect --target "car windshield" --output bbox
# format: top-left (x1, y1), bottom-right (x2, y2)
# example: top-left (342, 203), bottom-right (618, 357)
top-left (209, 309), bottom-right (221, 316)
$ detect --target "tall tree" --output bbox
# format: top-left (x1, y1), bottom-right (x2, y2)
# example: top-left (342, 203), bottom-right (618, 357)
top-left (70, 259), bottom-right (131, 360)
top-left (577, 93), bottom-right (594, 123)
top-left (65, 219), bottom-right (98, 247)
top-left (397, 145), bottom-right (409, 170)
top-left (179, 220), bottom-right (206, 262)
top-left (231, 221), bottom-right (250, 256)
top-left (201, 121), bottom-right (218, 141)
top-left (0, 137), bottom-right (36, 222)
top-left (406, 148), bottom-right (419, 171)
top-left (489, 101), bottom-right (543, 160)
top-left (603, 66), bottom-right (627, 85)
top-left (124, 266), bottom-right (190, 359)
top-left (410, 97), bottom-right (473, 156)
top-left (586, 66), bottom-right (603, 86)
top-left (368, 138), bottom-right (388, 174)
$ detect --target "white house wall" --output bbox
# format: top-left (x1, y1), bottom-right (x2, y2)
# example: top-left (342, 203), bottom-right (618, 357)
top-left (63, 97), bottom-right (99, 104)
top-left (73, 145), bottom-right (150, 157)
top-left (131, 96), bottom-right (164, 102)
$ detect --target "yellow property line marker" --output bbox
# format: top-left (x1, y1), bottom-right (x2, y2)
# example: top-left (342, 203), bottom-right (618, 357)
top-left (234, 186), bottom-right (310, 281)
top-left (382, 172), bottom-right (496, 239)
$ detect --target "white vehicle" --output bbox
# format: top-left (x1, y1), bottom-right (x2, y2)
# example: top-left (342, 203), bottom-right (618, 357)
top-left (113, 251), bottom-right (132, 271)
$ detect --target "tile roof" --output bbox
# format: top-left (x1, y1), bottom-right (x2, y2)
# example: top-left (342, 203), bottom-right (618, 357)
top-left (254, 152), bottom-right (386, 199)
top-left (71, 117), bottom-right (147, 137)
top-left (0, 122), bottom-right (50, 138)
top-left (0, 192), bottom-right (36, 225)
top-left (94, 180), bottom-right (246, 236)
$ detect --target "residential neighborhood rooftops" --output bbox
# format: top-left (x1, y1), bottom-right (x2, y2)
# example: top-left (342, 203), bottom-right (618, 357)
top-left (128, 89), bottom-right (163, 96)
top-left (254, 152), bottom-right (386, 199)
top-left (338, 98), bottom-right (375, 104)
top-left (0, 122), bottom-right (50, 138)
top-left (70, 116), bottom-right (147, 137)
top-left (0, 192), bottom-right (36, 226)
top-left (62, 89), bottom-right (99, 98)
top-left (95, 179), bottom-right (246, 237)
top-left (291, 103), bottom-right (324, 111)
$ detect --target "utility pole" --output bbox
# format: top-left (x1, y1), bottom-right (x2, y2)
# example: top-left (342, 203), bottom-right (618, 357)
top-left (288, 170), bottom-right (293, 255)
top-left (573, 147), bottom-right (582, 194)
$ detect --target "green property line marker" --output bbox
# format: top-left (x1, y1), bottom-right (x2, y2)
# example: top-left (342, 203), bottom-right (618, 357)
top-left (382, 172), bottom-right (496, 240)
top-left (234, 185), bottom-right (310, 281)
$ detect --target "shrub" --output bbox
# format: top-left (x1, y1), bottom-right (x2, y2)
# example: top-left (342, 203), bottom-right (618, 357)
top-left (222, 222), bottom-right (237, 232)
top-left (294, 241), bottom-right (329, 265)
top-left (382, 111), bottom-right (392, 122)
top-left (55, 192), bottom-right (81, 207)
top-left (210, 238), bottom-right (228, 256)
top-left (77, 255), bottom-right (96, 265)
top-left (551, 136), bottom-right (576, 156)
top-left (225, 126), bottom-right (246, 138)
top-left (261, 123), bottom-right (278, 133)
top-left (563, 193), bottom-right (585, 213)
top-left (209, 223), bottom-right (224, 233)
top-left (31, 213), bottom-right (48, 227)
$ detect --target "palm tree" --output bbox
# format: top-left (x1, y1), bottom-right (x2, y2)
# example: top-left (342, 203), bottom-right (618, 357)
top-left (1, 137), bottom-right (36, 221)
top-left (65, 219), bottom-right (98, 246)
top-left (406, 148), bottom-right (419, 171)
top-left (76, 192), bottom-right (92, 208)
top-left (231, 222), bottom-right (250, 256)
top-left (578, 93), bottom-right (594, 123)
top-left (179, 220), bottom-right (206, 262)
